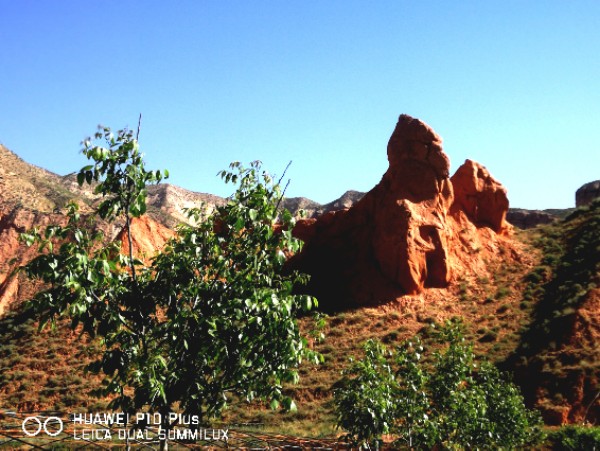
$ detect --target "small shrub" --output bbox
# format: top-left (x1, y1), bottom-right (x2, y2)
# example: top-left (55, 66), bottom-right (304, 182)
top-left (547, 425), bottom-right (600, 450)
top-left (478, 329), bottom-right (498, 343)
top-left (382, 331), bottom-right (399, 344)
top-left (496, 303), bottom-right (510, 314)
top-left (520, 300), bottom-right (532, 310)
top-left (495, 285), bottom-right (511, 300)
top-left (459, 282), bottom-right (470, 301)
top-left (388, 310), bottom-right (402, 321)
top-left (333, 340), bottom-right (396, 448)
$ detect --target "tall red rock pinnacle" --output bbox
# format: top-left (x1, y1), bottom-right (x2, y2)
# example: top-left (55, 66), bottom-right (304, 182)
top-left (291, 114), bottom-right (510, 309)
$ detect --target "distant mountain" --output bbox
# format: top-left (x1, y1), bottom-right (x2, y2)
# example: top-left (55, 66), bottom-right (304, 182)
top-left (285, 188), bottom-right (575, 231)
top-left (0, 144), bottom-right (81, 213)
top-left (282, 190), bottom-right (365, 218)
top-left (506, 209), bottom-right (557, 229)
top-left (0, 144), bottom-right (228, 228)
top-left (145, 184), bottom-right (226, 227)
top-left (280, 196), bottom-right (322, 217)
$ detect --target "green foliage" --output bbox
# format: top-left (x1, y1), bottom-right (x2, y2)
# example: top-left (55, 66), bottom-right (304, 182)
top-left (333, 340), bottom-right (397, 447)
top-left (79, 126), bottom-right (168, 221)
top-left (79, 126), bottom-right (168, 284)
top-left (333, 319), bottom-right (544, 449)
top-left (393, 336), bottom-right (437, 448)
top-left (547, 425), bottom-right (600, 450)
top-left (20, 128), bottom-right (318, 426)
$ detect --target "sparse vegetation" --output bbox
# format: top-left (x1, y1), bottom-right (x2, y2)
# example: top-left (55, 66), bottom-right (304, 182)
top-left (506, 198), bottom-right (600, 423)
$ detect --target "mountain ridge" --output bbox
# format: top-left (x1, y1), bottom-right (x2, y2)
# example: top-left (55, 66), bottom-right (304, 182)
top-left (0, 143), bottom-right (576, 230)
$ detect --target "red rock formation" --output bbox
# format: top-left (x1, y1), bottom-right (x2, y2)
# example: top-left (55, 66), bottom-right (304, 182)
top-left (451, 159), bottom-right (510, 234)
top-left (116, 216), bottom-right (173, 262)
top-left (290, 114), bottom-right (511, 309)
top-left (0, 206), bottom-right (66, 314)
top-left (0, 208), bottom-right (172, 315)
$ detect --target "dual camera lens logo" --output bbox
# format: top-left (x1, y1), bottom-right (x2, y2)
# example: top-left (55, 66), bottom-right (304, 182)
top-left (21, 416), bottom-right (64, 437)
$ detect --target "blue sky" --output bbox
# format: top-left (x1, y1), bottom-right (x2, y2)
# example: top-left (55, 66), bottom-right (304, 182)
top-left (1, 1), bottom-right (598, 209)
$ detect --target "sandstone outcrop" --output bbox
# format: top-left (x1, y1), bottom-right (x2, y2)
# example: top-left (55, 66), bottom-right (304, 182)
top-left (451, 159), bottom-right (510, 234)
top-left (116, 215), bottom-right (174, 262)
top-left (0, 206), bottom-right (171, 315)
top-left (0, 206), bottom-right (68, 314)
top-left (290, 114), bottom-right (511, 309)
top-left (576, 180), bottom-right (600, 207)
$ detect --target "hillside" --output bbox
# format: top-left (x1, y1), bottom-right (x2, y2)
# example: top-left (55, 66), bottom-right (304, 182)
top-left (0, 144), bottom-right (85, 213)
top-left (0, 116), bottom-right (598, 442)
top-left (504, 199), bottom-right (600, 424)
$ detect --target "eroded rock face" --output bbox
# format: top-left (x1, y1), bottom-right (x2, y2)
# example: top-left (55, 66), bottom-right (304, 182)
top-left (116, 215), bottom-right (174, 262)
top-left (291, 115), bottom-right (454, 308)
top-left (576, 180), bottom-right (600, 207)
top-left (372, 115), bottom-right (454, 293)
top-left (0, 207), bottom-right (171, 315)
top-left (290, 114), bottom-right (510, 309)
top-left (450, 159), bottom-right (510, 234)
top-left (0, 206), bottom-right (65, 315)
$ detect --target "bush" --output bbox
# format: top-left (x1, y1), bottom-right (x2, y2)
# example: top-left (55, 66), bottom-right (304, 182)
top-left (333, 319), bottom-right (545, 449)
top-left (547, 425), bottom-right (600, 450)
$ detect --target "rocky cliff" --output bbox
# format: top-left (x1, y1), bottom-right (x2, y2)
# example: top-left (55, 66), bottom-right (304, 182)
top-left (290, 114), bottom-right (515, 309)
top-left (576, 180), bottom-right (600, 207)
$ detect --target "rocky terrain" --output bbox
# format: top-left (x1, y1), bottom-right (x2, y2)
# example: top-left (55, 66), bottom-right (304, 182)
top-left (0, 116), bottom-right (598, 428)
top-left (577, 180), bottom-right (600, 207)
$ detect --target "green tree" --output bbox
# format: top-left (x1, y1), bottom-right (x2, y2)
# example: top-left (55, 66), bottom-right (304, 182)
top-left (333, 319), bottom-right (544, 449)
top-left (333, 339), bottom-right (398, 449)
top-left (393, 336), bottom-right (438, 448)
top-left (21, 126), bottom-right (319, 449)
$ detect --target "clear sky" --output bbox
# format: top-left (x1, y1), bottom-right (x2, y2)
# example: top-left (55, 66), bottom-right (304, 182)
top-left (1, 1), bottom-right (599, 209)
